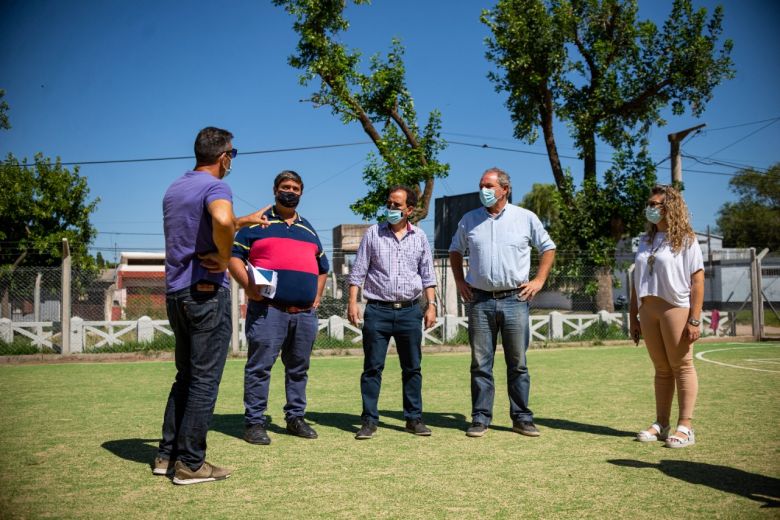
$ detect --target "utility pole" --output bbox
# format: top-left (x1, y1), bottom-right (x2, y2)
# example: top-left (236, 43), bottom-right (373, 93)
top-left (668, 123), bottom-right (706, 187)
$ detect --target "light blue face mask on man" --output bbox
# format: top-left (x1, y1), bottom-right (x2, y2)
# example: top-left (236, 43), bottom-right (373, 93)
top-left (384, 208), bottom-right (404, 225)
top-left (479, 187), bottom-right (498, 207)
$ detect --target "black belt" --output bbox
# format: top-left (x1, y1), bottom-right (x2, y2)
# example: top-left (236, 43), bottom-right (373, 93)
top-left (367, 298), bottom-right (419, 309)
top-left (268, 301), bottom-right (313, 314)
top-left (471, 287), bottom-right (521, 299)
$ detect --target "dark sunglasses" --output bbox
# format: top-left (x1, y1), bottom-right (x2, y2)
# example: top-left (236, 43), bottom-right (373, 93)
top-left (222, 148), bottom-right (238, 159)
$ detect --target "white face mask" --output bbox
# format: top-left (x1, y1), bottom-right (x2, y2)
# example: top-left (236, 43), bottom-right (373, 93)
top-left (645, 206), bottom-right (663, 224)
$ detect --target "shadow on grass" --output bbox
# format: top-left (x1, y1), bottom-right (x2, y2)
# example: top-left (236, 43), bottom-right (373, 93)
top-left (608, 459), bottom-right (780, 508)
top-left (379, 409), bottom-right (469, 432)
top-left (534, 417), bottom-right (635, 437)
top-left (101, 438), bottom-right (158, 469)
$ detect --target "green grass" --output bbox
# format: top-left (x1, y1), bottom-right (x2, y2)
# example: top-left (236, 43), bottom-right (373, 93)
top-left (1, 342), bottom-right (778, 518)
top-left (735, 309), bottom-right (780, 327)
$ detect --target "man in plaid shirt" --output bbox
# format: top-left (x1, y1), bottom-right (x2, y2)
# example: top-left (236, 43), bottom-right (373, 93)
top-left (347, 185), bottom-right (437, 440)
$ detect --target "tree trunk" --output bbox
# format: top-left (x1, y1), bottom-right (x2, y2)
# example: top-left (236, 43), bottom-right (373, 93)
top-left (595, 266), bottom-right (614, 312)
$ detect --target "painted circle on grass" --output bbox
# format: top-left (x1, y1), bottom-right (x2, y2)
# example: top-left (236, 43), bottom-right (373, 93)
top-left (695, 344), bottom-right (780, 373)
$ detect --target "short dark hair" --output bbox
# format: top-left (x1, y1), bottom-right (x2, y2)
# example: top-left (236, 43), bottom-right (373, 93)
top-left (274, 170), bottom-right (304, 191)
top-left (388, 184), bottom-right (417, 207)
top-left (194, 127), bottom-right (233, 165)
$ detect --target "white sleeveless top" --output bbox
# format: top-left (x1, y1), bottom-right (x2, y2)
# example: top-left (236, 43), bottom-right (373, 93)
top-left (634, 232), bottom-right (704, 308)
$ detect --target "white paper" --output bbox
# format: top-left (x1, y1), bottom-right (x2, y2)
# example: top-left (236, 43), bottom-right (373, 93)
top-left (247, 265), bottom-right (278, 299)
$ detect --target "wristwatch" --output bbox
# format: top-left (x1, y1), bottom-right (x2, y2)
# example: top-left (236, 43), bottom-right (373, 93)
top-left (687, 317), bottom-right (701, 326)
top-left (426, 301), bottom-right (437, 309)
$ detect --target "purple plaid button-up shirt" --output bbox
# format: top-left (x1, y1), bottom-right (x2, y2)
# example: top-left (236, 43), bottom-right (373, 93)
top-left (347, 222), bottom-right (436, 302)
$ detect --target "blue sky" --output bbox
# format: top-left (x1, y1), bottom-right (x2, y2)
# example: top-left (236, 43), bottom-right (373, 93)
top-left (1, 0), bottom-right (778, 259)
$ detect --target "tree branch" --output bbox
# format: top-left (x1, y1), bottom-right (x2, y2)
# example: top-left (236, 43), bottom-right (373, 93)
top-left (538, 86), bottom-right (573, 206)
top-left (614, 78), bottom-right (672, 117)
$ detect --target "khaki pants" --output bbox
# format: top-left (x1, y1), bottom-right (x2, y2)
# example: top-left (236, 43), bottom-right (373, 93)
top-left (639, 296), bottom-right (699, 424)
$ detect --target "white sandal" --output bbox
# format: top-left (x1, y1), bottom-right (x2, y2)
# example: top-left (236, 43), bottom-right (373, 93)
top-left (636, 422), bottom-right (670, 442)
top-left (664, 425), bottom-right (695, 448)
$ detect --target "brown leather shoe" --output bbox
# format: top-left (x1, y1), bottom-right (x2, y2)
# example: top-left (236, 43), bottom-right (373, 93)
top-left (172, 460), bottom-right (232, 485)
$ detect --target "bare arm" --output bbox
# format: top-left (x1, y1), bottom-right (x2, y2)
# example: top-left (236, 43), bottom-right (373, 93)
top-left (200, 199), bottom-right (235, 273)
top-left (347, 285), bottom-right (362, 327)
top-left (313, 273), bottom-right (328, 309)
top-left (687, 269), bottom-right (705, 342)
top-left (629, 269), bottom-right (641, 345)
top-left (235, 205), bottom-right (271, 229)
top-left (519, 249), bottom-right (555, 300)
top-left (448, 251), bottom-right (472, 302)
top-left (423, 286), bottom-right (436, 329)
top-left (228, 257), bottom-right (261, 300)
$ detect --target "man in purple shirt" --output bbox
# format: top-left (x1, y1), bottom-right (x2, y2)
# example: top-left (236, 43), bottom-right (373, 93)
top-left (154, 127), bottom-right (268, 485)
top-left (347, 185), bottom-right (437, 440)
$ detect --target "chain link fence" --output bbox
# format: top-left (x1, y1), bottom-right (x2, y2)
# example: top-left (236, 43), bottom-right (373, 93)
top-left (1, 247), bottom-right (774, 355)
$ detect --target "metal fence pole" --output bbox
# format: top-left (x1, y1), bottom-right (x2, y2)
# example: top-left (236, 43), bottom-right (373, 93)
top-left (61, 239), bottom-right (71, 355)
top-left (749, 248), bottom-right (762, 341)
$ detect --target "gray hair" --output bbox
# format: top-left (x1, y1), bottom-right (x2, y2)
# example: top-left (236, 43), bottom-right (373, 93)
top-left (483, 167), bottom-right (511, 193)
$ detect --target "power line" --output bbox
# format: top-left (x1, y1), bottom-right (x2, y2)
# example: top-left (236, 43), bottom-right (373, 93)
top-left (704, 118), bottom-right (780, 158)
top-left (704, 116), bottom-right (780, 132)
top-left (54, 142), bottom-right (370, 167)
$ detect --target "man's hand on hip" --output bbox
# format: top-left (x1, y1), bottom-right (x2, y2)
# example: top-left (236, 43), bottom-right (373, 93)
top-left (199, 252), bottom-right (229, 273)
top-left (519, 278), bottom-right (544, 301)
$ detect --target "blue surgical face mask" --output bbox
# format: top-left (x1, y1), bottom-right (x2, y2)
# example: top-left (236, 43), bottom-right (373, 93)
top-left (645, 206), bottom-right (663, 224)
top-left (480, 187), bottom-right (498, 207)
top-left (384, 208), bottom-right (404, 225)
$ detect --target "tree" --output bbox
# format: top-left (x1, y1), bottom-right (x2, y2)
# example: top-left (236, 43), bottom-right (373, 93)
top-left (274, 0), bottom-right (449, 223)
top-left (0, 90), bottom-right (10, 131)
top-left (520, 183), bottom-right (561, 229)
top-left (0, 153), bottom-right (99, 317)
top-left (716, 164), bottom-right (780, 251)
top-left (482, 0), bottom-right (734, 310)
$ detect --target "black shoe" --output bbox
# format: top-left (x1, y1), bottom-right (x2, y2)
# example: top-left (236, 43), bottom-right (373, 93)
top-left (405, 419), bottom-right (432, 436)
top-left (355, 421), bottom-right (378, 440)
top-left (512, 420), bottom-right (541, 437)
top-left (286, 417), bottom-right (318, 439)
top-left (466, 421), bottom-right (488, 437)
top-left (244, 424), bottom-right (271, 445)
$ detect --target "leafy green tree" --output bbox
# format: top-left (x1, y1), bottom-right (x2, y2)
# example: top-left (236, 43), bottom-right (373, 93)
top-left (716, 164), bottom-right (780, 250)
top-left (482, 0), bottom-right (734, 310)
top-left (274, 0), bottom-right (449, 223)
top-left (0, 153), bottom-right (99, 317)
top-left (520, 183), bottom-right (561, 228)
top-left (0, 90), bottom-right (9, 131)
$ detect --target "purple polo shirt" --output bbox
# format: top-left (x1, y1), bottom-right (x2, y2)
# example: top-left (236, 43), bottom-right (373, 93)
top-left (163, 170), bottom-right (233, 293)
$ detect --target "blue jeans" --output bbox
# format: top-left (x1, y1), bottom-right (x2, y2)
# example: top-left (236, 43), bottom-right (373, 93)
top-left (360, 303), bottom-right (424, 424)
top-left (158, 283), bottom-right (231, 471)
top-left (468, 294), bottom-right (532, 425)
top-left (244, 301), bottom-right (318, 425)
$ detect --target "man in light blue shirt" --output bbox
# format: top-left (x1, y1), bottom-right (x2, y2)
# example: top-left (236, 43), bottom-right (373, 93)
top-left (449, 167), bottom-right (556, 438)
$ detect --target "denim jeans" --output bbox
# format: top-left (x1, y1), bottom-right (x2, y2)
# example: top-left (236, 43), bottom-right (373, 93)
top-left (157, 283), bottom-right (231, 471)
top-left (244, 301), bottom-right (318, 425)
top-left (360, 303), bottom-right (424, 424)
top-left (468, 294), bottom-right (532, 425)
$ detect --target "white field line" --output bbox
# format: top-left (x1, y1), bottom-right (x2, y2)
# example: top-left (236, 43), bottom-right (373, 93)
top-left (695, 344), bottom-right (780, 373)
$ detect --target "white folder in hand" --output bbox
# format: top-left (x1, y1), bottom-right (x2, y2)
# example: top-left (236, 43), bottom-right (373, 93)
top-left (247, 265), bottom-right (278, 299)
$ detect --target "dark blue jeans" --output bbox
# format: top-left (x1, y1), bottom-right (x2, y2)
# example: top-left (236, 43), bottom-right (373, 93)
top-left (244, 301), bottom-right (318, 425)
top-left (158, 283), bottom-right (231, 471)
top-left (468, 294), bottom-right (532, 425)
top-left (360, 302), bottom-right (424, 424)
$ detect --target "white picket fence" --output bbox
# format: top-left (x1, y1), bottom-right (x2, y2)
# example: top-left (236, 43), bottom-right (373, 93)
top-left (0, 310), bottom-right (732, 353)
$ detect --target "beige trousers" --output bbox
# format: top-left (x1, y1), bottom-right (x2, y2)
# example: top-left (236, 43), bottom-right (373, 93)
top-left (639, 296), bottom-right (699, 424)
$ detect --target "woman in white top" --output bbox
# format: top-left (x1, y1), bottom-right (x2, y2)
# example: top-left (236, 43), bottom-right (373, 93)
top-left (630, 185), bottom-right (704, 448)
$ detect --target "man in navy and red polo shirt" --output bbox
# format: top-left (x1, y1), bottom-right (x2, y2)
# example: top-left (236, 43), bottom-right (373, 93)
top-left (228, 170), bottom-right (329, 445)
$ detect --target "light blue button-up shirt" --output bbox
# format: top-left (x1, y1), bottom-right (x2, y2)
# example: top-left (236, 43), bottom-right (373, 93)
top-left (449, 204), bottom-right (556, 291)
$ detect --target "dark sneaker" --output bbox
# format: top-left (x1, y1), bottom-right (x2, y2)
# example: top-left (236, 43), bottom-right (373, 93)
top-left (244, 424), bottom-right (271, 445)
top-left (405, 419), bottom-right (432, 436)
top-left (355, 421), bottom-right (378, 440)
top-left (152, 457), bottom-right (172, 476)
top-left (513, 420), bottom-right (541, 437)
top-left (172, 460), bottom-right (231, 485)
top-left (466, 421), bottom-right (488, 437)
top-left (286, 417), bottom-right (318, 439)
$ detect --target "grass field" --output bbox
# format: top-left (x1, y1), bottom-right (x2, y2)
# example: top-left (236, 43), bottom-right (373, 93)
top-left (0, 342), bottom-right (778, 518)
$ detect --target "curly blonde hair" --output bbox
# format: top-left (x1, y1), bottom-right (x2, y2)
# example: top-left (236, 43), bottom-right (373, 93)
top-left (645, 185), bottom-right (696, 253)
